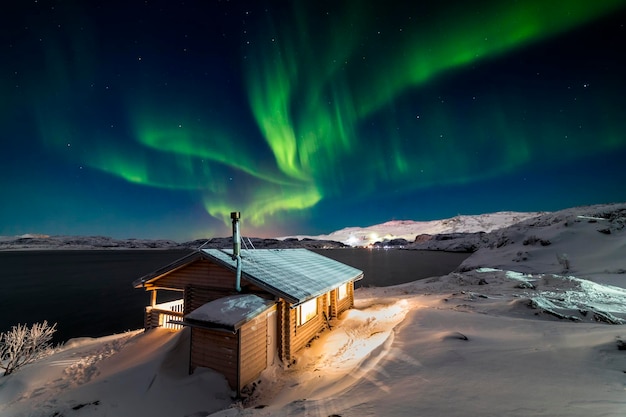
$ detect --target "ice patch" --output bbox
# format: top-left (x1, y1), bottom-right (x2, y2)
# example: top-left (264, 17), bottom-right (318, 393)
top-left (477, 268), bottom-right (626, 324)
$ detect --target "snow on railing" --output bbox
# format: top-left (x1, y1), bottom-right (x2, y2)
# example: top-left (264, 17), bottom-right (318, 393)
top-left (155, 299), bottom-right (185, 313)
top-left (147, 299), bottom-right (184, 330)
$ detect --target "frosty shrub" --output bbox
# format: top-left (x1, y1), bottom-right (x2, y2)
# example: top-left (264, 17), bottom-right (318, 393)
top-left (0, 321), bottom-right (57, 376)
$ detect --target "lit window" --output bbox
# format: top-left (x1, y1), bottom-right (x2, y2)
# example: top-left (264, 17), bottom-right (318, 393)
top-left (337, 283), bottom-right (349, 300)
top-left (298, 298), bottom-right (318, 326)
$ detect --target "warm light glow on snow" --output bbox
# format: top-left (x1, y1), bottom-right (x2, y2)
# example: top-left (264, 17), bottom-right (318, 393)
top-left (288, 300), bottom-right (411, 377)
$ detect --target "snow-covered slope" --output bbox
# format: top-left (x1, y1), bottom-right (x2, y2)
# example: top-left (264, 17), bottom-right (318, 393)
top-left (458, 203), bottom-right (626, 284)
top-left (287, 211), bottom-right (542, 246)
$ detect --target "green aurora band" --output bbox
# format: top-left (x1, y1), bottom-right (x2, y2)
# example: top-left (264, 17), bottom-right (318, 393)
top-left (32, 0), bottom-right (626, 232)
top-left (242, 0), bottom-right (625, 225)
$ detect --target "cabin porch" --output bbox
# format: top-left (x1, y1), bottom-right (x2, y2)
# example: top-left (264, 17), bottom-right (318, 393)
top-left (144, 292), bottom-right (185, 330)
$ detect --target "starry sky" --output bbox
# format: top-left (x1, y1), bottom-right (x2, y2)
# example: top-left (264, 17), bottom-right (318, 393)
top-left (1, 0), bottom-right (626, 241)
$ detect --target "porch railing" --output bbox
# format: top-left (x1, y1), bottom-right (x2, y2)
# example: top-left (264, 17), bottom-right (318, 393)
top-left (145, 299), bottom-right (185, 330)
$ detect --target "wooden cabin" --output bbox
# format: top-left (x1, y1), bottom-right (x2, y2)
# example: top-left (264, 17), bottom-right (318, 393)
top-left (132, 248), bottom-right (363, 396)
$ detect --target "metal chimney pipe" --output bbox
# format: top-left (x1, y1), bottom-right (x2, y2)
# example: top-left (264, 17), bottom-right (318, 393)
top-left (230, 212), bottom-right (242, 292)
top-left (231, 211), bottom-right (241, 257)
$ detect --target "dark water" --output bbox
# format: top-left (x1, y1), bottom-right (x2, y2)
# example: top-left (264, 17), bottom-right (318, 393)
top-left (0, 249), bottom-right (469, 343)
top-left (0, 250), bottom-right (191, 343)
top-left (312, 249), bottom-right (470, 288)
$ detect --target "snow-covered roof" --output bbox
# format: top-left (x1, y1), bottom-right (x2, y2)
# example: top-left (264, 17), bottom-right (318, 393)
top-left (202, 248), bottom-right (363, 305)
top-left (184, 294), bottom-right (275, 330)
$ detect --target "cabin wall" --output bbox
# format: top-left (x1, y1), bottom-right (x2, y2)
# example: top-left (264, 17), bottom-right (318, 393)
top-left (331, 281), bottom-right (355, 318)
top-left (329, 289), bottom-right (338, 318)
top-left (145, 259), bottom-right (233, 291)
top-left (278, 300), bottom-right (290, 362)
top-left (184, 285), bottom-right (233, 315)
top-left (190, 327), bottom-right (239, 389)
top-left (239, 306), bottom-right (275, 388)
top-left (189, 306), bottom-right (276, 393)
top-left (280, 296), bottom-right (327, 362)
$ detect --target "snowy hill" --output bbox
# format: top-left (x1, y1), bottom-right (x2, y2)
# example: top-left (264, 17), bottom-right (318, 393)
top-left (458, 203), bottom-right (626, 284)
top-left (286, 211), bottom-right (543, 247)
top-left (0, 234), bottom-right (347, 251)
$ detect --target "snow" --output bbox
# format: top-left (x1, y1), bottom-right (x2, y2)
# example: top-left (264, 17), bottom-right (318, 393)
top-left (1, 202), bottom-right (626, 416)
top-left (186, 294), bottom-right (275, 328)
top-left (0, 329), bottom-right (232, 417)
top-left (285, 211), bottom-right (543, 246)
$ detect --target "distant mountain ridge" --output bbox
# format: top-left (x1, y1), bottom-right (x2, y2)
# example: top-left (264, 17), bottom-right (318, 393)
top-left (286, 211), bottom-right (544, 246)
top-left (0, 211), bottom-right (540, 250)
top-left (0, 234), bottom-right (347, 251)
top-left (2, 205), bottom-right (623, 251)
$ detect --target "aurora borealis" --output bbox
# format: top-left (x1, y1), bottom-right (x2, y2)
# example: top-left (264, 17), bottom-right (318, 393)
top-left (2, 0), bottom-right (626, 240)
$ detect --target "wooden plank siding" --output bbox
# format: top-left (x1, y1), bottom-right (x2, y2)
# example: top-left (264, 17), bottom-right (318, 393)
top-left (280, 296), bottom-right (327, 362)
top-left (190, 327), bottom-right (239, 390)
top-left (239, 306), bottom-right (275, 387)
top-left (329, 289), bottom-right (338, 318)
top-left (331, 281), bottom-right (355, 318)
top-left (278, 300), bottom-right (291, 363)
top-left (184, 285), bottom-right (237, 315)
top-left (189, 306), bottom-right (275, 393)
top-left (142, 259), bottom-right (233, 291)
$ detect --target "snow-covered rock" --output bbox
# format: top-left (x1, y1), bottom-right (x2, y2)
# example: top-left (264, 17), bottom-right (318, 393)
top-left (457, 202), bottom-right (626, 284)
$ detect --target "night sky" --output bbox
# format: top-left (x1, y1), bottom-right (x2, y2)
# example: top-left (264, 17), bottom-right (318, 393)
top-left (2, 0), bottom-right (626, 241)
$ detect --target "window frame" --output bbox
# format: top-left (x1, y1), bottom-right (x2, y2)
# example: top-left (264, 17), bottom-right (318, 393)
top-left (297, 297), bottom-right (318, 326)
top-left (337, 282), bottom-right (349, 301)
